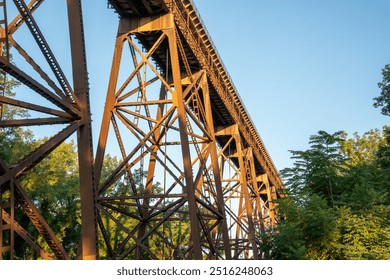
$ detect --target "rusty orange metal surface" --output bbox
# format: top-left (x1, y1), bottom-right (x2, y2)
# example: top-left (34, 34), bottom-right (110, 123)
top-left (0, 0), bottom-right (284, 260)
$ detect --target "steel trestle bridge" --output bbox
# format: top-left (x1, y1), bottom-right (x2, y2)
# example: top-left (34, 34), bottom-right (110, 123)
top-left (0, 0), bottom-right (284, 260)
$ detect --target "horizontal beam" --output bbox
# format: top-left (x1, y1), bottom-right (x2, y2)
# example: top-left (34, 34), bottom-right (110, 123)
top-left (0, 95), bottom-right (73, 118)
top-left (0, 117), bottom-right (70, 127)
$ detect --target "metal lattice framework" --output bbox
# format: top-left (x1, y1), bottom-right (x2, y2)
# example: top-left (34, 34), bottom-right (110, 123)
top-left (0, 0), bottom-right (284, 260)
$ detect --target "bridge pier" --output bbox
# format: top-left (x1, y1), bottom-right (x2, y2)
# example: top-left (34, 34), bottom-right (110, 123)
top-left (95, 11), bottom-right (233, 260)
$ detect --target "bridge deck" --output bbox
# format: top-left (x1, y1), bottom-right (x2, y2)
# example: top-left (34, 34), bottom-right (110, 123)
top-left (108, 0), bottom-right (283, 191)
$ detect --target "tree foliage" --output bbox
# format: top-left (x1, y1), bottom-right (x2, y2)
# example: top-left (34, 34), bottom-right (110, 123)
top-left (0, 71), bottom-right (34, 165)
top-left (376, 126), bottom-right (390, 169)
top-left (280, 130), bottom-right (346, 206)
top-left (263, 127), bottom-right (390, 260)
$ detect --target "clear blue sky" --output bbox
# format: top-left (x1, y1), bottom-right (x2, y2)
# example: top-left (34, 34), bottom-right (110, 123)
top-left (191, 0), bottom-right (390, 169)
top-left (82, 0), bottom-right (390, 171)
top-left (9, 0), bottom-right (390, 172)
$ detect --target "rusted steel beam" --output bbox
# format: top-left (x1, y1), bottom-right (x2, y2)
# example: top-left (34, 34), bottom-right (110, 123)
top-left (165, 27), bottom-right (203, 260)
top-left (0, 158), bottom-right (69, 259)
top-left (13, 0), bottom-right (77, 103)
top-left (215, 125), bottom-right (267, 259)
top-left (234, 133), bottom-right (259, 259)
top-left (0, 117), bottom-right (71, 127)
top-left (94, 34), bottom-right (124, 189)
top-left (13, 180), bottom-right (70, 259)
top-left (1, 0), bottom-right (96, 260)
top-left (13, 122), bottom-right (78, 179)
top-left (0, 95), bottom-right (73, 118)
top-left (199, 72), bottom-right (231, 258)
top-left (1, 0), bottom-right (284, 260)
top-left (0, 0), bottom-right (9, 64)
top-left (108, 0), bottom-right (284, 203)
top-left (0, 57), bottom-right (80, 117)
top-left (1, 210), bottom-right (53, 260)
top-left (95, 10), bottom-right (236, 259)
top-left (0, 122), bottom-right (80, 189)
top-left (173, 1), bottom-right (283, 191)
top-left (257, 174), bottom-right (276, 228)
top-left (8, 36), bottom-right (68, 99)
top-left (7, 0), bottom-right (44, 35)
top-left (66, 0), bottom-right (97, 260)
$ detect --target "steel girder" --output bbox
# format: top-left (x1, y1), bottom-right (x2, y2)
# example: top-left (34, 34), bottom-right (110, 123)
top-left (95, 13), bottom-right (231, 259)
top-left (0, 0), bottom-right (96, 260)
top-left (94, 11), bottom-right (277, 260)
top-left (214, 125), bottom-right (277, 259)
top-left (1, 0), bottom-right (281, 260)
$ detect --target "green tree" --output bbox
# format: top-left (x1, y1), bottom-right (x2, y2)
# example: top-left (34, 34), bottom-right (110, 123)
top-left (338, 127), bottom-right (390, 210)
top-left (19, 140), bottom-right (80, 259)
top-left (266, 128), bottom-right (390, 260)
top-left (376, 126), bottom-right (390, 169)
top-left (0, 70), bottom-right (35, 165)
top-left (1, 67), bottom-right (84, 258)
top-left (280, 130), bottom-right (346, 206)
top-left (374, 64), bottom-right (390, 116)
top-left (261, 194), bottom-right (337, 260)
top-left (341, 128), bottom-right (387, 165)
top-left (334, 206), bottom-right (390, 260)
top-left (1, 127), bottom-right (81, 259)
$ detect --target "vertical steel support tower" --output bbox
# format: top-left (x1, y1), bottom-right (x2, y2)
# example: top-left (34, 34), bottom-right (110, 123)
top-left (94, 12), bottom-right (232, 260)
top-left (0, 0), bottom-right (96, 260)
top-left (95, 0), bottom-right (283, 260)
top-left (0, 0), bottom-right (283, 260)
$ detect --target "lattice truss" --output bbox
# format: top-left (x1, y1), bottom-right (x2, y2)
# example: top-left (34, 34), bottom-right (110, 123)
top-left (95, 24), bottom-right (229, 260)
top-left (94, 12), bottom-right (278, 260)
top-left (0, 0), bottom-right (95, 260)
